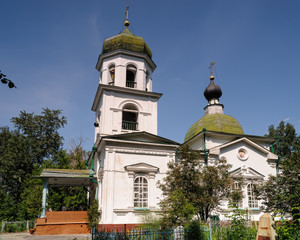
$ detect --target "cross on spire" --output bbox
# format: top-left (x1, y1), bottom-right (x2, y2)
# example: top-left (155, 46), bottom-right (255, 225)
top-left (124, 6), bottom-right (130, 27)
top-left (209, 61), bottom-right (215, 77)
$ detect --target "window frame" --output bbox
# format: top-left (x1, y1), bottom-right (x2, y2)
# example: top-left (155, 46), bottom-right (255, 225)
top-left (133, 176), bottom-right (148, 208)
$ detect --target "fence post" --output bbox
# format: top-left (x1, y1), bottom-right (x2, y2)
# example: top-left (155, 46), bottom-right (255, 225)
top-left (209, 223), bottom-right (212, 240)
top-left (124, 224), bottom-right (127, 240)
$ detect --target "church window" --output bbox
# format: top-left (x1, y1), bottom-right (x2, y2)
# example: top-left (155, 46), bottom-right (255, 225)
top-left (126, 65), bottom-right (136, 88)
top-left (237, 148), bottom-right (248, 160)
top-left (108, 65), bottom-right (115, 85)
top-left (247, 183), bottom-right (258, 208)
top-left (231, 182), bottom-right (243, 208)
top-left (122, 104), bottom-right (138, 130)
top-left (134, 176), bottom-right (148, 208)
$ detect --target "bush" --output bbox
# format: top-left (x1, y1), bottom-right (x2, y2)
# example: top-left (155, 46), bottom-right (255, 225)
top-left (184, 220), bottom-right (203, 240)
top-left (276, 220), bottom-right (300, 240)
top-left (87, 199), bottom-right (100, 230)
top-left (223, 208), bottom-right (257, 240)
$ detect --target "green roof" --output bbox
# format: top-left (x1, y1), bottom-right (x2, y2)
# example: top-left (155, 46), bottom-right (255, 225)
top-left (102, 27), bottom-right (152, 58)
top-left (184, 114), bottom-right (244, 142)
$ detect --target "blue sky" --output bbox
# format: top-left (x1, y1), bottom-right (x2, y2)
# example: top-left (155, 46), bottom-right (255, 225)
top-left (1, 0), bottom-right (300, 151)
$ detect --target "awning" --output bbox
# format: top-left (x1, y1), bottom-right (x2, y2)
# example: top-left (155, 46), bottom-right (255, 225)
top-left (39, 168), bottom-right (95, 187)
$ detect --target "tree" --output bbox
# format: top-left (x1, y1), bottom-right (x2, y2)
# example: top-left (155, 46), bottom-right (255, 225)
top-left (259, 121), bottom-right (300, 220)
top-left (158, 146), bottom-right (235, 224)
top-left (0, 109), bottom-right (67, 220)
top-left (0, 70), bottom-right (16, 88)
top-left (267, 121), bottom-right (300, 158)
top-left (11, 108), bottom-right (67, 165)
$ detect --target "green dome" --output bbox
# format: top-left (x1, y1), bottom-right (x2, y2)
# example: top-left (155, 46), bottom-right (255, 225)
top-left (184, 114), bottom-right (244, 142)
top-left (102, 27), bottom-right (152, 59)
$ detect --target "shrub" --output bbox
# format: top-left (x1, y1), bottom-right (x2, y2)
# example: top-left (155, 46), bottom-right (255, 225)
top-left (223, 207), bottom-right (257, 240)
top-left (184, 220), bottom-right (203, 240)
top-left (87, 199), bottom-right (100, 230)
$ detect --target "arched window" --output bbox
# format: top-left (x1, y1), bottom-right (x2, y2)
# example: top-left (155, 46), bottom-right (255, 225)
top-left (122, 104), bottom-right (138, 130)
top-left (134, 176), bottom-right (148, 208)
top-left (230, 182), bottom-right (243, 208)
top-left (247, 183), bottom-right (258, 208)
top-left (108, 65), bottom-right (115, 85)
top-left (126, 65), bottom-right (136, 88)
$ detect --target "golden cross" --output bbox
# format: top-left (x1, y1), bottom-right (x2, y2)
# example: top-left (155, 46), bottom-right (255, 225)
top-left (209, 61), bottom-right (215, 76)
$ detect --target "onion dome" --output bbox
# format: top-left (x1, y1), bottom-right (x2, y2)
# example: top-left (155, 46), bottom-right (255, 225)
top-left (204, 75), bottom-right (222, 101)
top-left (184, 114), bottom-right (244, 142)
top-left (101, 20), bottom-right (152, 59)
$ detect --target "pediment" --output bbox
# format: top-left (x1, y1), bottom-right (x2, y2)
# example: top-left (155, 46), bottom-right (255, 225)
top-left (209, 137), bottom-right (277, 160)
top-left (125, 162), bottom-right (159, 173)
top-left (230, 165), bottom-right (265, 180)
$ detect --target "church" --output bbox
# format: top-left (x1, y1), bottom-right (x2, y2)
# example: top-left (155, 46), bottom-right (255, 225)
top-left (89, 10), bottom-right (278, 228)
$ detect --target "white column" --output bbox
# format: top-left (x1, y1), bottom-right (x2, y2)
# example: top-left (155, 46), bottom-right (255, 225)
top-left (41, 178), bottom-right (48, 218)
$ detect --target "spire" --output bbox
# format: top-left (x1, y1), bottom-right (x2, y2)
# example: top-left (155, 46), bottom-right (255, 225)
top-left (124, 6), bottom-right (130, 27)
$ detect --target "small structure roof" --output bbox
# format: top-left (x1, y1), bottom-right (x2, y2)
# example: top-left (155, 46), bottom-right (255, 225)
top-left (39, 169), bottom-right (94, 187)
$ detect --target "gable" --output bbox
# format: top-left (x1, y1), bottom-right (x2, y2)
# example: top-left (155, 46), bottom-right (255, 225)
top-left (102, 131), bottom-right (179, 146)
top-left (230, 166), bottom-right (265, 180)
top-left (125, 162), bottom-right (159, 173)
top-left (210, 137), bottom-right (277, 160)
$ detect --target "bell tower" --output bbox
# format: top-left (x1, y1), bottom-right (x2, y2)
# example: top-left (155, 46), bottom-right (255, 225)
top-left (91, 8), bottom-right (162, 141)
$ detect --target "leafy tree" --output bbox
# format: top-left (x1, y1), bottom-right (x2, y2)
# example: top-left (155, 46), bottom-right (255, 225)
top-left (0, 109), bottom-right (67, 220)
top-left (267, 121), bottom-right (300, 158)
top-left (0, 127), bottom-right (32, 201)
top-left (159, 189), bottom-right (196, 226)
top-left (158, 146), bottom-right (235, 223)
top-left (259, 121), bottom-right (300, 221)
top-left (11, 108), bottom-right (67, 165)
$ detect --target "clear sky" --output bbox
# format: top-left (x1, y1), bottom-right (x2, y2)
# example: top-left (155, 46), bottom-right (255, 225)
top-left (1, 0), bottom-right (300, 151)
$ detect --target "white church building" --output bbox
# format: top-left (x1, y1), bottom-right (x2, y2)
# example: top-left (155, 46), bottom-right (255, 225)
top-left (90, 13), bottom-right (279, 228)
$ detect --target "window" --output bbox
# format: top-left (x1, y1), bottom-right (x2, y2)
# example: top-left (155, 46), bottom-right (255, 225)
top-left (108, 65), bottom-right (115, 85)
top-left (134, 176), bottom-right (148, 207)
top-left (247, 183), bottom-right (258, 208)
top-left (231, 182), bottom-right (243, 208)
top-left (126, 65), bottom-right (136, 88)
top-left (122, 104), bottom-right (138, 130)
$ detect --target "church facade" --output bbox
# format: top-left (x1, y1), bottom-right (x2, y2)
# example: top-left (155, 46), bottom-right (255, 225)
top-left (90, 14), bottom-right (278, 227)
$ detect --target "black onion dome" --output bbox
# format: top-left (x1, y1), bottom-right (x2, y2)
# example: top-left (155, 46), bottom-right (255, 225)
top-left (204, 77), bottom-right (222, 101)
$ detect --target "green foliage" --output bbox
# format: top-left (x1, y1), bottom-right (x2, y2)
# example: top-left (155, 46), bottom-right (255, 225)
top-left (267, 121), bottom-right (300, 158)
top-left (11, 108), bottom-right (67, 165)
top-left (159, 146), bottom-right (234, 223)
top-left (139, 212), bottom-right (163, 230)
top-left (184, 220), bottom-right (202, 240)
top-left (159, 189), bottom-right (196, 226)
top-left (0, 109), bottom-right (89, 221)
top-left (273, 207), bottom-right (300, 240)
top-left (223, 207), bottom-right (257, 240)
top-left (87, 199), bottom-right (100, 229)
top-left (47, 186), bottom-right (87, 211)
top-left (259, 122), bottom-right (300, 219)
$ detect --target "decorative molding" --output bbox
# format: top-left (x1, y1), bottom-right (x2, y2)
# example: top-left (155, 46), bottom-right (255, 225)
top-left (125, 162), bottom-right (159, 178)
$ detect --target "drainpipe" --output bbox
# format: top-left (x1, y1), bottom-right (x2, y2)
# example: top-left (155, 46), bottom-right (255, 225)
top-left (203, 127), bottom-right (209, 166)
top-left (276, 156), bottom-right (281, 177)
top-left (90, 145), bottom-right (99, 200)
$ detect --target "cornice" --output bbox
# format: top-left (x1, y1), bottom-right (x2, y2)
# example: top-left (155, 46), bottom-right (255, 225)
top-left (92, 84), bottom-right (162, 111)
